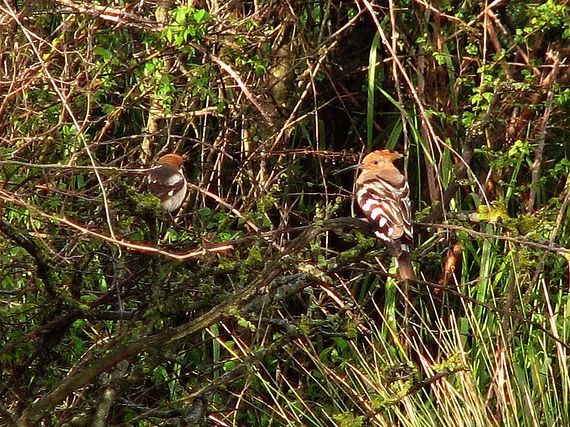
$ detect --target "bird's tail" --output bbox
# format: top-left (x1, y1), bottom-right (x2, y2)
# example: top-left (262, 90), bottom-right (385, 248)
top-left (396, 251), bottom-right (415, 281)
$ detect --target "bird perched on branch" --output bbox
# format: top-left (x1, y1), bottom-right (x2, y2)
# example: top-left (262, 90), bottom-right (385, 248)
top-left (355, 150), bottom-right (415, 281)
top-left (146, 154), bottom-right (187, 212)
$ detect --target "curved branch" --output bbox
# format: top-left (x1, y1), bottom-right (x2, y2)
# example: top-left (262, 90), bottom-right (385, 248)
top-left (0, 219), bottom-right (58, 297)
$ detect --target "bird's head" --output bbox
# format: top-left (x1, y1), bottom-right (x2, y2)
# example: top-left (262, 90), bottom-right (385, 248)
top-left (156, 153), bottom-right (185, 169)
top-left (333, 150), bottom-right (403, 175)
top-left (361, 150), bottom-right (403, 169)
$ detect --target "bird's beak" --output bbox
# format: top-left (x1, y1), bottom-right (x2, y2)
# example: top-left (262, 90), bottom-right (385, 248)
top-left (332, 164), bottom-right (361, 175)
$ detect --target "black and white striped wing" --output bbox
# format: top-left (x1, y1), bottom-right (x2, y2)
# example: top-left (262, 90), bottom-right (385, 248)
top-left (356, 176), bottom-right (413, 250)
top-left (147, 165), bottom-right (186, 202)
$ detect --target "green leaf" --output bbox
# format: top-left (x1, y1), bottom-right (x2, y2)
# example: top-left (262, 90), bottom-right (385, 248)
top-left (93, 46), bottom-right (112, 61)
top-left (193, 9), bottom-right (208, 23)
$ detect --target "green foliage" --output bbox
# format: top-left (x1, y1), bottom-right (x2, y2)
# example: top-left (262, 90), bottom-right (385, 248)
top-left (527, 0), bottom-right (570, 37)
top-left (332, 413), bottom-right (364, 427)
top-left (163, 6), bottom-right (210, 46)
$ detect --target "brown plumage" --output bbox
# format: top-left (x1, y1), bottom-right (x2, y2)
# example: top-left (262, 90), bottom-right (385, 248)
top-left (146, 154), bottom-right (187, 212)
top-left (355, 150), bottom-right (415, 281)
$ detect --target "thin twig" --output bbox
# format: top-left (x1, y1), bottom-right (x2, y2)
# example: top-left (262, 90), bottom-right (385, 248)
top-left (53, 0), bottom-right (162, 31)
top-left (8, 12), bottom-right (118, 241)
top-left (527, 52), bottom-right (560, 213)
top-left (0, 189), bottom-right (233, 260)
top-left (208, 53), bottom-right (274, 126)
top-left (420, 222), bottom-right (570, 255)
top-left (0, 160), bottom-right (148, 173)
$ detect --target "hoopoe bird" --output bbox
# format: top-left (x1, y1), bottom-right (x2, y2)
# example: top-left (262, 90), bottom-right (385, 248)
top-left (355, 150), bottom-right (415, 281)
top-left (146, 154), bottom-right (187, 212)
